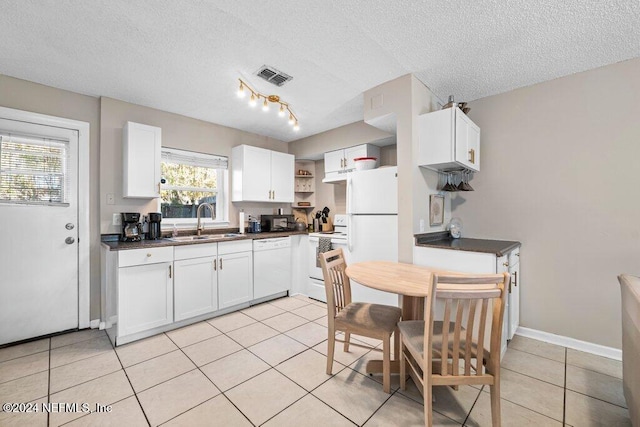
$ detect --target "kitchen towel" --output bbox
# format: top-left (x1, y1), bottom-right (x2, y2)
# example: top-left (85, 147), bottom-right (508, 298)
top-left (316, 237), bottom-right (333, 268)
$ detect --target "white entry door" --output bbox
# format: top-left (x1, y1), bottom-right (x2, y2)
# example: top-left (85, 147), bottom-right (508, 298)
top-left (0, 118), bottom-right (79, 345)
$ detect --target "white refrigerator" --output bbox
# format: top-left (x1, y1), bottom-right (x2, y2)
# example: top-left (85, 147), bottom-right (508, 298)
top-left (347, 166), bottom-right (400, 306)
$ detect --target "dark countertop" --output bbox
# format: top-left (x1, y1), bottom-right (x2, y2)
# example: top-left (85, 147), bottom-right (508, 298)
top-left (415, 231), bottom-right (520, 257)
top-left (102, 230), bottom-right (308, 251)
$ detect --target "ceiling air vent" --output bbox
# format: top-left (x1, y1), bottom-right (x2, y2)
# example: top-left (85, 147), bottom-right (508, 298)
top-left (256, 65), bottom-right (293, 87)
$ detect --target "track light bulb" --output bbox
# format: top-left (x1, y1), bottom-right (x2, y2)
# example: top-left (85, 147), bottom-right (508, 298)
top-left (237, 82), bottom-right (245, 98)
top-left (293, 122), bottom-right (300, 131)
top-left (288, 114), bottom-right (294, 125)
top-left (262, 98), bottom-right (269, 111)
top-left (249, 93), bottom-right (256, 107)
top-left (278, 104), bottom-right (285, 117)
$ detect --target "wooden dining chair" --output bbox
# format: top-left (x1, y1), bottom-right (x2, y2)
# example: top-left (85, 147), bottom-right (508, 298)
top-left (398, 272), bottom-right (509, 427)
top-left (319, 248), bottom-right (402, 393)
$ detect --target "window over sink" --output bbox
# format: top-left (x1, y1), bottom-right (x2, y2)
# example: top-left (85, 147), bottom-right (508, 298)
top-left (159, 147), bottom-right (228, 226)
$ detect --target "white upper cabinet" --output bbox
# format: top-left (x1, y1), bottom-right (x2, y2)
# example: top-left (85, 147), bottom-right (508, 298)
top-left (323, 144), bottom-right (380, 182)
top-left (270, 150), bottom-right (295, 202)
top-left (418, 108), bottom-right (480, 172)
top-left (122, 121), bottom-right (162, 198)
top-left (231, 145), bottom-right (294, 202)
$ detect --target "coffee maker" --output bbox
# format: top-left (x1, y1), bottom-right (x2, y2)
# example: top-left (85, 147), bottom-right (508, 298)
top-left (121, 212), bottom-right (142, 242)
top-left (148, 212), bottom-right (162, 240)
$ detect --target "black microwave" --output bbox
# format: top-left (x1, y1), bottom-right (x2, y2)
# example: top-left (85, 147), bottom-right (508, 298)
top-left (260, 215), bottom-right (295, 232)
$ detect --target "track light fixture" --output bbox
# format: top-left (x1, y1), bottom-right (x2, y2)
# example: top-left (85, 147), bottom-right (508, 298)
top-left (236, 78), bottom-right (299, 131)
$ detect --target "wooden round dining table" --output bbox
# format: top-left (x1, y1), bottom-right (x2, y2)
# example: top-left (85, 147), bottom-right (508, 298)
top-left (344, 260), bottom-right (445, 375)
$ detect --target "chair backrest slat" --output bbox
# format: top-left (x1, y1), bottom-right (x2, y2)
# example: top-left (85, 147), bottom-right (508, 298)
top-left (451, 299), bottom-right (465, 374)
top-left (464, 299), bottom-right (477, 376)
top-left (440, 298), bottom-right (452, 376)
top-left (475, 298), bottom-right (488, 375)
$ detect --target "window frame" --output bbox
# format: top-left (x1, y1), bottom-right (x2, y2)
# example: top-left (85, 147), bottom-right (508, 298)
top-left (158, 147), bottom-right (229, 228)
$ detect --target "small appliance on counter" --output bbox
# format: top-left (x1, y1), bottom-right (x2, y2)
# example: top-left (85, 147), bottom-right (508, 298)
top-left (247, 215), bottom-right (261, 233)
top-left (260, 214), bottom-right (294, 232)
top-left (121, 212), bottom-right (142, 242)
top-left (148, 212), bottom-right (162, 240)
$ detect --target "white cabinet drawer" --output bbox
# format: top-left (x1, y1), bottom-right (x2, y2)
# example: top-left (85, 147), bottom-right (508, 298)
top-left (174, 243), bottom-right (218, 261)
top-left (219, 239), bottom-right (252, 255)
top-left (118, 246), bottom-right (173, 268)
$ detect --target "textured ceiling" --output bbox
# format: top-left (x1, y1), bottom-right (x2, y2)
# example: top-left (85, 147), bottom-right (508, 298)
top-left (0, 1), bottom-right (638, 142)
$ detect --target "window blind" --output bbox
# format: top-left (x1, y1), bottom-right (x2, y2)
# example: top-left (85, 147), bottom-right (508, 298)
top-left (161, 147), bottom-right (228, 169)
top-left (0, 133), bottom-right (70, 205)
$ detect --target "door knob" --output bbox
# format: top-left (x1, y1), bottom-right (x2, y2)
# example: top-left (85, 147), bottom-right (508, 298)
top-left (65, 223), bottom-right (74, 230)
top-left (65, 237), bottom-right (75, 244)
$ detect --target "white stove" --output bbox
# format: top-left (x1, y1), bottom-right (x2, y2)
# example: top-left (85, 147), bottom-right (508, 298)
top-left (307, 214), bottom-right (349, 302)
top-left (308, 214), bottom-right (348, 240)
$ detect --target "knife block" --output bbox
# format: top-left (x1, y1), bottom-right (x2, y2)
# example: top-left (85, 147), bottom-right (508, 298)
top-left (319, 218), bottom-right (333, 232)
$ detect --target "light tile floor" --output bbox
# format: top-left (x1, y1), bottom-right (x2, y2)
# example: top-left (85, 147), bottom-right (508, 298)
top-left (0, 295), bottom-right (631, 426)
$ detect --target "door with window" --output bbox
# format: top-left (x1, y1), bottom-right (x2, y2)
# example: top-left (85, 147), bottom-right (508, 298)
top-left (0, 118), bottom-right (79, 345)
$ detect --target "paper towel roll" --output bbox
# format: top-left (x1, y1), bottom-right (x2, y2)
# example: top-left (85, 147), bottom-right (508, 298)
top-left (239, 211), bottom-right (245, 234)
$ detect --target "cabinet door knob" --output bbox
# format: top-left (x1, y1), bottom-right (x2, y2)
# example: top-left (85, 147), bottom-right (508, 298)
top-left (169, 265), bottom-right (172, 278)
top-left (503, 261), bottom-right (509, 267)
top-left (65, 237), bottom-right (75, 244)
top-left (514, 271), bottom-right (518, 286)
top-left (219, 258), bottom-right (223, 270)
top-left (213, 259), bottom-right (217, 270)
top-left (468, 148), bottom-right (476, 164)
top-left (147, 253), bottom-right (152, 257)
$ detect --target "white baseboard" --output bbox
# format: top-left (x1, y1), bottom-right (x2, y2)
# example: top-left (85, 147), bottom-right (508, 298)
top-left (516, 327), bottom-right (622, 361)
top-left (90, 319), bottom-right (100, 329)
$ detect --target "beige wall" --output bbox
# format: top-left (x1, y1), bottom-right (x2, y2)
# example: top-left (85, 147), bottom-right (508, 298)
top-left (0, 74), bottom-right (102, 319)
top-left (99, 97), bottom-right (289, 234)
top-left (453, 58), bottom-right (640, 348)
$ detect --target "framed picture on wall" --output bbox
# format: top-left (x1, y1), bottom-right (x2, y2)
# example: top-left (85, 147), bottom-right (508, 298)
top-left (429, 194), bottom-right (444, 226)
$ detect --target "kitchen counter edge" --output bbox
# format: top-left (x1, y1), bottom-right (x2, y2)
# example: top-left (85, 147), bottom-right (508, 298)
top-left (414, 232), bottom-right (520, 257)
top-left (102, 230), bottom-right (308, 251)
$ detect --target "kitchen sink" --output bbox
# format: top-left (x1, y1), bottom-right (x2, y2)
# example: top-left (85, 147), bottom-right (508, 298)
top-left (167, 233), bottom-right (242, 242)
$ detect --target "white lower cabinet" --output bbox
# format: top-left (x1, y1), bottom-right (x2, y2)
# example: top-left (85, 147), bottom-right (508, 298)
top-left (117, 254), bottom-right (173, 337)
top-left (174, 243), bottom-right (218, 322)
top-left (102, 239), bottom-right (255, 345)
top-left (218, 249), bottom-right (253, 309)
top-left (174, 257), bottom-right (218, 321)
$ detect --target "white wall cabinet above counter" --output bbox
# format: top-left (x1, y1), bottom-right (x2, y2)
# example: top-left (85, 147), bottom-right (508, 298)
top-left (418, 107), bottom-right (480, 172)
top-left (323, 144), bottom-right (380, 183)
top-left (231, 145), bottom-right (294, 202)
top-left (122, 121), bottom-right (162, 198)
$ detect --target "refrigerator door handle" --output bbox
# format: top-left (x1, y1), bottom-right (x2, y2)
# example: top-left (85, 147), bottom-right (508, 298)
top-left (347, 175), bottom-right (353, 215)
top-left (347, 175), bottom-right (353, 252)
top-left (348, 214), bottom-right (353, 252)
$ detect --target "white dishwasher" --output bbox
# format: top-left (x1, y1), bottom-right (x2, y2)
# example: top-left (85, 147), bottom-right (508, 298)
top-left (253, 237), bottom-right (292, 300)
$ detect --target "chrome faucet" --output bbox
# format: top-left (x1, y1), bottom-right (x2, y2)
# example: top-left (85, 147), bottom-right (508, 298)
top-left (196, 203), bottom-right (215, 236)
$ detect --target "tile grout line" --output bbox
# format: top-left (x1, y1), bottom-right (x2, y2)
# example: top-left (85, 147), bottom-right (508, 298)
top-left (512, 340), bottom-right (623, 379)
top-left (110, 338), bottom-right (152, 427)
top-left (462, 384), bottom-right (484, 426)
top-left (563, 347), bottom-right (567, 426)
top-left (47, 338), bottom-right (51, 427)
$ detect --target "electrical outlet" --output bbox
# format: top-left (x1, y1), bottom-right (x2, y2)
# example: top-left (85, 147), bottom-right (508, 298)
top-left (106, 193), bottom-right (115, 205)
top-left (113, 213), bottom-right (122, 226)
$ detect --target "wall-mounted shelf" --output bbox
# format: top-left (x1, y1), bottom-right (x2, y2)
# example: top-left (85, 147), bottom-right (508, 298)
top-left (294, 161), bottom-right (316, 223)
